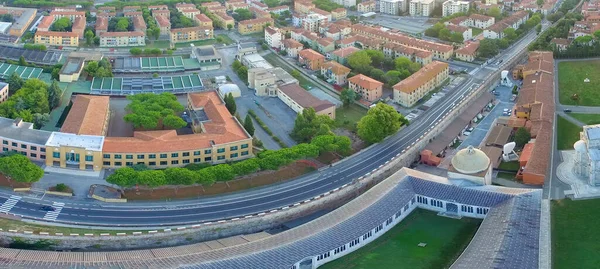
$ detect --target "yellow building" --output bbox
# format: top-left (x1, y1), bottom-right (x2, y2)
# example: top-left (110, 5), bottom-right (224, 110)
top-left (35, 31), bottom-right (79, 47)
top-left (155, 15), bottom-right (172, 35)
top-left (331, 8), bottom-right (347, 20)
top-left (238, 17), bottom-right (274, 35)
top-left (194, 13), bottom-right (213, 27)
top-left (393, 61), bottom-right (449, 107)
top-left (214, 12), bottom-right (235, 30)
top-left (170, 26), bottom-right (214, 43)
top-left (99, 31), bottom-right (146, 47)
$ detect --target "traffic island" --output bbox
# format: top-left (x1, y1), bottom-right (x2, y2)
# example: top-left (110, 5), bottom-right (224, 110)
top-left (89, 184), bottom-right (126, 202)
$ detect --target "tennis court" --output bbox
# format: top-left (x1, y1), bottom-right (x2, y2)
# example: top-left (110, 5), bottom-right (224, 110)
top-left (0, 63), bottom-right (43, 80)
top-left (90, 74), bottom-right (204, 95)
top-left (113, 56), bottom-right (185, 73)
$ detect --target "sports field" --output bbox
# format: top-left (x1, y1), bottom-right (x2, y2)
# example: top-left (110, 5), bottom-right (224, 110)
top-left (558, 60), bottom-right (600, 106)
top-left (320, 210), bottom-right (481, 269)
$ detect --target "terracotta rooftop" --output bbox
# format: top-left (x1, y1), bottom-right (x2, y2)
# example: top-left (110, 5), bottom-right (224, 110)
top-left (311, 7), bottom-right (331, 16)
top-left (348, 74), bottom-right (383, 91)
top-left (488, 11), bottom-right (529, 33)
top-left (278, 83), bottom-right (335, 113)
top-left (51, 10), bottom-right (85, 16)
top-left (470, 13), bottom-right (494, 21)
top-left (152, 9), bottom-right (170, 16)
top-left (214, 12), bottom-right (234, 21)
top-left (265, 26), bottom-right (279, 35)
top-left (60, 95), bottom-right (109, 136)
top-left (332, 8), bottom-right (346, 13)
top-left (37, 15), bottom-right (54, 30)
top-left (267, 5), bottom-right (290, 11)
top-left (195, 13), bottom-right (212, 23)
top-left (332, 46), bottom-right (360, 57)
top-left (523, 51), bottom-right (554, 75)
top-left (359, 0), bottom-right (376, 5)
top-left (455, 41), bottom-right (480, 56)
top-left (282, 38), bottom-right (303, 49)
top-left (322, 61), bottom-right (350, 75)
top-left (352, 24), bottom-right (453, 53)
top-left (155, 15), bottom-right (171, 27)
top-left (446, 24), bottom-right (469, 33)
top-left (176, 3), bottom-right (196, 8)
top-left (201, 2), bottom-right (223, 7)
top-left (103, 91), bottom-right (250, 153)
top-left (317, 37), bottom-right (334, 47)
top-left (99, 31), bottom-right (145, 37)
top-left (393, 61), bottom-right (449, 94)
top-left (448, 16), bottom-right (468, 25)
top-left (133, 16), bottom-right (147, 30)
top-left (95, 16), bottom-right (108, 31)
top-left (298, 49), bottom-right (325, 61)
top-left (148, 5), bottom-right (169, 10)
top-left (239, 17), bottom-right (273, 26)
top-left (36, 31), bottom-right (79, 38)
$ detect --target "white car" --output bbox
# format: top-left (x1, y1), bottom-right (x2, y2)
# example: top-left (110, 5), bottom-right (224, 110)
top-left (463, 131), bottom-right (471, 136)
top-left (503, 108), bottom-right (509, 112)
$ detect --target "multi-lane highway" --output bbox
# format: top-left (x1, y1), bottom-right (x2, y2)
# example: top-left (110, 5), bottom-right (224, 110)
top-left (0, 26), bottom-right (544, 227)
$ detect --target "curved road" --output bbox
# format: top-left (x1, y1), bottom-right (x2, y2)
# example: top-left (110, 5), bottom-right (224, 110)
top-left (0, 26), bottom-right (544, 226)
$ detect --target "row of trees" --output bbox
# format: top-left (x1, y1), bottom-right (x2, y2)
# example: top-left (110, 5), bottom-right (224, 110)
top-left (106, 133), bottom-right (351, 188)
top-left (425, 23), bottom-right (467, 43)
top-left (0, 77), bottom-right (61, 128)
top-left (129, 47), bottom-right (163, 56)
top-left (108, 17), bottom-right (134, 32)
top-left (23, 44), bottom-right (46, 51)
top-left (84, 58), bottom-right (113, 78)
top-left (232, 60), bottom-right (248, 83)
top-left (123, 92), bottom-right (187, 130)
top-left (312, 0), bottom-right (343, 12)
top-left (0, 154), bottom-right (44, 183)
top-left (477, 13), bottom-right (543, 58)
top-left (170, 9), bottom-right (197, 29)
top-left (142, 7), bottom-right (161, 41)
top-left (529, 13), bottom-right (579, 51)
top-left (233, 8), bottom-right (253, 21)
top-left (347, 50), bottom-right (421, 88)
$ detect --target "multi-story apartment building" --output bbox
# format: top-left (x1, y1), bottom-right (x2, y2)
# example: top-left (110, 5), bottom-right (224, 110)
top-left (483, 11), bottom-right (529, 39)
top-left (380, 0), bottom-right (403, 15)
top-left (332, 8), bottom-right (347, 20)
top-left (0, 82), bottom-right (8, 103)
top-left (132, 16), bottom-right (147, 32)
top-left (298, 49), bottom-right (325, 70)
top-left (179, 7), bottom-right (202, 19)
top-left (152, 9), bottom-right (171, 19)
top-left (311, 8), bottom-right (333, 21)
top-left (226, 0), bottom-right (249, 11)
top-left (358, 1), bottom-right (377, 12)
top-left (170, 26), bottom-right (214, 43)
top-left (148, 5), bottom-right (169, 11)
top-left (409, 0), bottom-right (435, 16)
top-left (295, 0), bottom-right (317, 13)
top-left (123, 6), bottom-right (141, 12)
top-left (194, 14), bottom-right (213, 27)
top-left (393, 61), bottom-right (449, 107)
top-left (446, 24), bottom-right (472, 41)
top-left (35, 31), bottom-right (79, 46)
top-left (35, 10), bottom-right (85, 47)
top-left (383, 43), bottom-right (433, 65)
top-left (267, 5), bottom-right (290, 15)
top-left (265, 26), bottom-right (282, 48)
top-left (446, 14), bottom-right (495, 29)
top-left (568, 21), bottom-right (600, 40)
top-left (302, 13), bottom-right (328, 32)
top-left (321, 61), bottom-right (351, 85)
top-left (277, 83), bottom-right (336, 119)
top-left (155, 15), bottom-right (172, 35)
top-left (214, 12), bottom-right (235, 30)
top-left (332, 0), bottom-right (357, 8)
top-left (455, 41), bottom-right (479, 62)
top-left (0, 6), bottom-right (37, 37)
top-left (281, 39), bottom-right (304, 58)
top-left (331, 46), bottom-right (359, 65)
top-left (99, 31), bottom-right (145, 47)
top-left (348, 74), bottom-right (384, 102)
top-left (316, 37), bottom-right (335, 53)
top-left (249, 6), bottom-right (271, 19)
top-left (442, 0), bottom-right (470, 17)
top-left (238, 17), bottom-right (273, 35)
top-left (124, 11), bottom-right (143, 18)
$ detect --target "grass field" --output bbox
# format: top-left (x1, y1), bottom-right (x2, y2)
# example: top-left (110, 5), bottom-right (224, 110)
top-left (568, 113), bottom-right (600, 125)
top-left (143, 35), bottom-right (234, 49)
top-left (335, 104), bottom-right (367, 132)
top-left (320, 210), bottom-right (481, 269)
top-left (498, 161), bottom-right (520, 171)
top-left (558, 60), bottom-right (600, 106)
top-left (552, 199), bottom-right (600, 269)
top-left (557, 115), bottom-right (582, 150)
top-left (471, 28), bottom-right (483, 36)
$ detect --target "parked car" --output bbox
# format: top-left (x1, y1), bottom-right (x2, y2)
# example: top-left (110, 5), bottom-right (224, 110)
top-left (463, 131), bottom-right (471, 136)
top-left (564, 109), bottom-right (572, 113)
top-left (510, 95), bottom-right (517, 102)
top-left (40, 206), bottom-right (55, 211)
top-left (467, 127), bottom-right (474, 132)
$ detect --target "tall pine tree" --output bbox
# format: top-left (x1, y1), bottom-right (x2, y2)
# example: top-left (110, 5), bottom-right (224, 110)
top-left (224, 93), bottom-right (237, 114)
top-left (243, 114), bottom-right (255, 136)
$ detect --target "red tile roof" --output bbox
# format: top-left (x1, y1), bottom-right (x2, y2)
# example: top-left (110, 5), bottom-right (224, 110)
top-left (61, 95), bottom-right (109, 136)
top-left (298, 48), bottom-right (325, 61)
top-left (278, 84), bottom-right (335, 113)
top-left (348, 74), bottom-right (383, 91)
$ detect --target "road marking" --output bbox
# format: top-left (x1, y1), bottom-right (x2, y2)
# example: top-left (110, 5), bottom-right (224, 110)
top-left (43, 202), bottom-right (64, 221)
top-left (0, 195), bottom-right (21, 213)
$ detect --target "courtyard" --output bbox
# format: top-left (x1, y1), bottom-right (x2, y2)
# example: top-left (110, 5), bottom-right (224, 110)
top-left (558, 60), bottom-right (600, 106)
top-left (320, 210), bottom-right (481, 269)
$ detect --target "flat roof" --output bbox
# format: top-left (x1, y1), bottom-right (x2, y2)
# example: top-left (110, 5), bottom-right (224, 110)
top-left (112, 56), bottom-right (185, 73)
top-left (90, 74), bottom-right (204, 95)
top-left (0, 117), bottom-right (52, 146)
top-left (46, 132), bottom-right (105, 151)
top-left (0, 45), bottom-right (62, 65)
top-left (60, 57), bottom-right (84, 75)
top-left (242, 53), bottom-right (273, 69)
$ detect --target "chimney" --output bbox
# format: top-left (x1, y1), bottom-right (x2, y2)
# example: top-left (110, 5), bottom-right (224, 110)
top-left (13, 118), bottom-right (22, 127)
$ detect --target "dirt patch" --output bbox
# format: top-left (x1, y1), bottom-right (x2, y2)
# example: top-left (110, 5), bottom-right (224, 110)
top-left (123, 161), bottom-right (320, 200)
top-left (0, 174), bottom-right (31, 189)
top-left (334, 128), bottom-right (366, 152)
top-left (316, 152), bottom-right (340, 165)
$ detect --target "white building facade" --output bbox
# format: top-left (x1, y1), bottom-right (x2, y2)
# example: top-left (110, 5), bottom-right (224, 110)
top-left (442, 0), bottom-right (470, 17)
top-left (409, 0), bottom-right (435, 16)
top-left (574, 125), bottom-right (600, 186)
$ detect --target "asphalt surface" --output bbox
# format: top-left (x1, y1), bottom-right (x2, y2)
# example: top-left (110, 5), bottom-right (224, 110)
top-left (0, 26), bottom-right (545, 227)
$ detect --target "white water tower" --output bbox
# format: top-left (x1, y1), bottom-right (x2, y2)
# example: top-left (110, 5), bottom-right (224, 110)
top-left (501, 70), bottom-right (513, 87)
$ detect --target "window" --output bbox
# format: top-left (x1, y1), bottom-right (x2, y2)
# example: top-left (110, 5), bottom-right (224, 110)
top-left (114, 154), bottom-right (122, 159)
top-left (171, 153), bottom-right (179, 158)
top-left (349, 238), bottom-right (360, 247)
top-left (53, 152), bottom-right (60, 158)
top-left (241, 144), bottom-right (248, 149)
top-left (126, 162), bottom-right (133, 166)
top-left (411, 197), bottom-right (416, 204)
top-left (194, 158), bottom-right (201, 163)
top-left (149, 154), bottom-right (156, 159)
top-left (160, 161), bottom-right (168, 165)
top-left (183, 159), bottom-right (190, 164)
top-left (85, 156), bottom-right (93, 162)
top-left (205, 149), bottom-right (211, 154)
top-left (241, 151), bottom-right (249, 156)
top-left (20, 144), bottom-right (26, 149)
top-left (217, 148), bottom-right (225, 153)
top-left (160, 154), bottom-right (167, 158)
top-left (171, 160), bottom-right (179, 165)
top-left (183, 152), bottom-right (190, 157)
top-left (126, 155), bottom-right (133, 159)
top-left (30, 153), bottom-right (37, 158)
top-left (386, 217), bottom-right (393, 226)
top-left (41, 155), bottom-right (46, 159)
top-left (41, 148), bottom-right (45, 152)
top-left (194, 151), bottom-right (201, 156)
top-left (375, 224), bottom-right (383, 233)
top-left (103, 161), bottom-right (110, 166)
top-left (103, 154), bottom-right (110, 159)
top-left (205, 157), bottom-right (212, 162)
top-left (230, 153), bottom-right (238, 158)
top-left (31, 146), bottom-right (37, 151)
top-left (217, 155), bottom-right (225, 160)
top-left (2, 141), bottom-right (6, 145)
top-left (395, 210), bottom-right (401, 219)
top-left (137, 154), bottom-right (145, 159)
top-left (149, 162), bottom-right (156, 166)
top-left (115, 162), bottom-right (122, 166)
top-left (2, 147), bottom-right (6, 152)
top-left (404, 204), bottom-right (409, 211)
top-left (11, 142), bottom-right (16, 147)
top-left (230, 146), bottom-right (238, 151)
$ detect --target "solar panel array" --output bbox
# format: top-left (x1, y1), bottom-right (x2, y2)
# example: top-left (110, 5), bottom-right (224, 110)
top-left (90, 74), bottom-right (204, 95)
top-left (0, 45), bottom-right (62, 65)
top-left (112, 56), bottom-right (185, 73)
top-left (408, 176), bottom-right (514, 207)
top-left (0, 63), bottom-right (43, 80)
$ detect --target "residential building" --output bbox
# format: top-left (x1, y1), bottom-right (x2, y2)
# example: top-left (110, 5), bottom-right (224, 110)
top-left (393, 61), bottom-right (449, 107)
top-left (442, 0), bottom-right (470, 17)
top-left (321, 61), bottom-right (351, 85)
top-left (332, 0), bottom-right (357, 7)
top-left (348, 74), bottom-right (383, 101)
top-left (34, 10), bottom-right (85, 46)
top-left (295, 0), bottom-right (316, 14)
top-left (380, 0), bottom-right (403, 15)
top-left (194, 14), bottom-right (213, 27)
top-left (179, 8), bottom-right (202, 19)
top-left (98, 6), bottom-right (115, 13)
top-left (170, 26), bottom-right (214, 43)
top-left (265, 26), bottom-right (282, 48)
top-left (201, 2), bottom-right (223, 8)
top-left (251, 1), bottom-right (269, 10)
top-left (227, 1), bottom-right (249, 11)
top-left (152, 9), bottom-right (171, 19)
top-left (124, 11), bottom-right (143, 18)
top-left (358, 1), bottom-right (377, 12)
top-left (568, 21), bottom-right (600, 40)
top-left (123, 6), bottom-right (141, 12)
top-left (302, 13), bottom-right (328, 32)
top-left (446, 24), bottom-right (472, 41)
top-left (0, 82), bottom-right (8, 103)
top-left (132, 16), bottom-right (147, 32)
top-left (483, 11), bottom-right (529, 39)
top-left (238, 17), bottom-right (274, 35)
top-left (383, 43), bottom-right (433, 65)
top-left (409, 0), bottom-right (435, 16)
top-left (248, 67), bottom-right (299, 96)
top-left (469, 14), bottom-right (495, 29)
top-left (277, 83), bottom-right (336, 119)
top-left (99, 31), bottom-right (146, 47)
top-left (317, 37), bottom-right (335, 54)
top-left (249, 6), bottom-right (271, 19)
top-left (35, 31), bottom-right (79, 47)
top-left (311, 8), bottom-right (333, 21)
top-left (213, 12), bottom-right (235, 30)
top-left (281, 39), bottom-right (304, 58)
top-left (207, 5), bottom-right (228, 13)
top-left (175, 3), bottom-right (196, 10)
top-left (455, 41), bottom-right (479, 62)
top-left (551, 38), bottom-right (571, 51)
top-left (267, 5), bottom-right (290, 14)
top-left (331, 46), bottom-right (360, 65)
top-left (332, 8), bottom-right (347, 20)
top-left (298, 49), bottom-right (325, 70)
top-left (148, 5), bottom-right (169, 11)
top-left (155, 15), bottom-right (171, 35)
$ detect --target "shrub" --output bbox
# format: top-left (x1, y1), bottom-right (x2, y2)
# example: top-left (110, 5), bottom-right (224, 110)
top-left (55, 183), bottom-right (68, 192)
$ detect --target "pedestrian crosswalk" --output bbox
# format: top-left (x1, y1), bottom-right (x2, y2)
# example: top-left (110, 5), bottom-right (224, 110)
top-left (43, 202), bottom-right (64, 221)
top-left (0, 195), bottom-right (21, 213)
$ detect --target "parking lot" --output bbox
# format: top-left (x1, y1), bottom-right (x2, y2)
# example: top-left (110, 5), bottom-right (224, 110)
top-left (363, 15), bottom-right (432, 34)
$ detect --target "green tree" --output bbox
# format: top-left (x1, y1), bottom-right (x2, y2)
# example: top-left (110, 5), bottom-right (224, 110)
top-left (487, 7), bottom-right (502, 20)
top-left (162, 114), bottom-right (187, 129)
top-left (357, 103), bottom-right (405, 143)
top-left (291, 107), bottom-right (334, 142)
top-left (383, 70), bottom-right (402, 87)
top-left (106, 167), bottom-right (138, 188)
top-left (18, 56), bottom-right (27, 66)
top-left (365, 49), bottom-right (384, 67)
top-left (233, 8), bottom-right (253, 21)
top-left (48, 80), bottom-right (62, 109)
top-left (290, 69), bottom-right (301, 79)
top-left (6, 72), bottom-right (23, 95)
top-left (114, 17), bottom-right (130, 32)
top-left (164, 167), bottom-right (197, 185)
top-left (439, 27), bottom-right (451, 41)
top-left (514, 127), bottom-right (531, 147)
top-left (0, 154), bottom-right (44, 183)
top-left (503, 28), bottom-right (517, 41)
top-left (231, 158), bottom-right (261, 175)
top-left (263, 0), bottom-right (280, 7)
top-left (243, 114), bottom-right (255, 136)
top-left (224, 92), bottom-right (237, 114)
top-left (395, 57), bottom-right (412, 71)
top-left (207, 164), bottom-right (236, 181)
top-left (478, 39), bottom-right (499, 58)
top-left (425, 22), bottom-right (445, 37)
top-left (50, 17), bottom-right (72, 32)
top-left (347, 50), bottom-right (372, 74)
top-left (340, 89), bottom-right (356, 107)
top-left (32, 113), bottom-right (49, 129)
top-left (536, 24), bottom-right (542, 34)
top-left (450, 32), bottom-right (464, 43)
top-left (130, 47), bottom-right (142, 55)
top-left (369, 69), bottom-right (385, 81)
top-left (84, 29), bottom-right (94, 46)
top-left (137, 170), bottom-right (166, 189)
top-left (227, 24), bottom-right (233, 31)
top-left (536, 0), bottom-right (543, 6)
top-left (123, 92), bottom-right (186, 130)
top-left (310, 134), bottom-right (352, 156)
top-left (498, 38), bottom-right (510, 49)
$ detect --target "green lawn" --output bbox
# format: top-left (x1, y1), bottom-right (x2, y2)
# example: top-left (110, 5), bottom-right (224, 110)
top-left (497, 171), bottom-right (517, 180)
top-left (568, 113), bottom-right (600, 125)
top-left (142, 35), bottom-right (233, 49)
top-left (263, 52), bottom-right (318, 90)
top-left (552, 199), bottom-right (600, 269)
top-left (335, 104), bottom-right (367, 132)
top-left (498, 161), bottom-right (520, 171)
top-left (471, 27), bottom-right (483, 36)
top-left (558, 60), bottom-right (600, 106)
top-left (321, 210), bottom-right (481, 269)
top-left (557, 115), bottom-right (582, 150)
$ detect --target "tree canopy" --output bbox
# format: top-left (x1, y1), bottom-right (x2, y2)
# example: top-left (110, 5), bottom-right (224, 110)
top-left (170, 9), bottom-right (197, 28)
top-left (312, 0), bottom-right (343, 12)
top-left (514, 127), bottom-right (531, 148)
top-left (478, 39), bottom-right (499, 58)
top-left (0, 78), bottom-right (50, 125)
top-left (243, 114), bottom-right (255, 136)
top-left (109, 17), bottom-right (133, 32)
top-left (347, 50), bottom-right (372, 74)
top-left (340, 88), bottom-right (357, 107)
top-left (123, 92), bottom-right (187, 130)
top-left (85, 58), bottom-right (113, 78)
top-left (50, 17), bottom-right (72, 32)
top-left (291, 107), bottom-right (335, 143)
top-left (357, 103), bottom-right (407, 143)
top-left (233, 8), bottom-right (253, 21)
top-left (224, 93), bottom-right (237, 114)
top-left (0, 154), bottom-right (44, 183)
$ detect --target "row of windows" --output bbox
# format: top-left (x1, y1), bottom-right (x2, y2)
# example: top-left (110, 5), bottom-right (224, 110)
top-left (476, 207), bottom-right (489, 215)
top-left (316, 251), bottom-right (330, 261)
top-left (2, 141), bottom-right (45, 152)
top-left (333, 245), bottom-right (346, 255)
top-left (102, 145), bottom-right (248, 160)
top-left (461, 205), bottom-right (474, 213)
top-left (431, 199), bottom-right (444, 208)
top-left (2, 148), bottom-right (46, 159)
